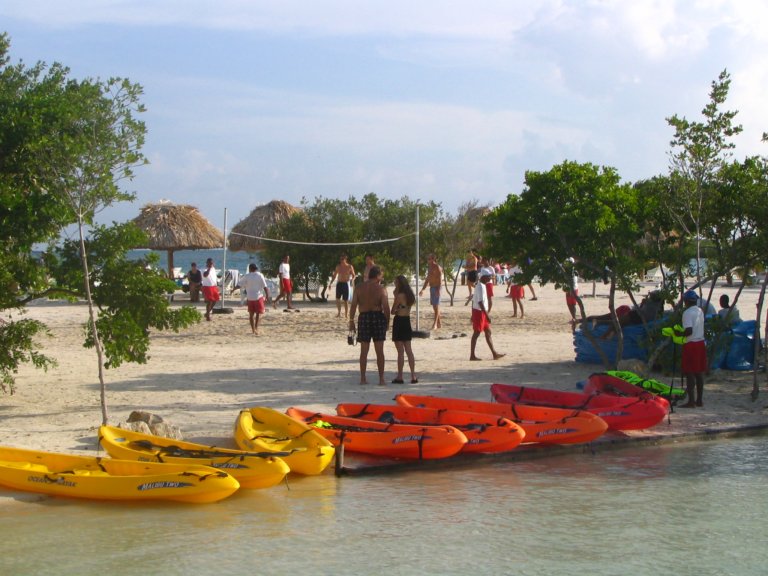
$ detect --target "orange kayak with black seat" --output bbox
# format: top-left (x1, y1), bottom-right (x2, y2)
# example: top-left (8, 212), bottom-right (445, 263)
top-left (396, 394), bottom-right (607, 444)
top-left (490, 382), bottom-right (668, 431)
top-left (335, 402), bottom-right (525, 453)
top-left (286, 407), bottom-right (467, 460)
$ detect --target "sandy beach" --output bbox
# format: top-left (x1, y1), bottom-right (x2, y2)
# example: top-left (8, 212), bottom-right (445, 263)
top-left (3, 281), bottom-right (767, 455)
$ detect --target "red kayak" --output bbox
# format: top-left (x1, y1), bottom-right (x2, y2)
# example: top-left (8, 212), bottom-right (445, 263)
top-left (336, 403), bottom-right (525, 453)
top-left (395, 394), bottom-right (607, 444)
top-left (583, 373), bottom-right (671, 411)
top-left (286, 407), bottom-right (468, 460)
top-left (490, 383), bottom-right (668, 431)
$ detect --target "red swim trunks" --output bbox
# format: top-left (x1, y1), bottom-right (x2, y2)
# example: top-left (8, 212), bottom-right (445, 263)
top-left (682, 340), bottom-right (707, 374)
top-left (471, 308), bottom-right (490, 332)
top-left (565, 290), bottom-right (579, 307)
top-left (510, 285), bottom-right (524, 299)
top-left (281, 278), bottom-right (293, 294)
top-left (202, 286), bottom-right (220, 303)
top-left (247, 298), bottom-right (265, 314)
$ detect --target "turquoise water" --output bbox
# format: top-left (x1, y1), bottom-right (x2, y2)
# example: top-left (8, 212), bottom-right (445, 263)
top-left (1, 435), bottom-right (766, 576)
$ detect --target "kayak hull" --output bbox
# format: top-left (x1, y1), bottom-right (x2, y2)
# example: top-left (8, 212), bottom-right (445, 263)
top-left (490, 383), bottom-right (668, 431)
top-left (286, 407), bottom-right (468, 459)
top-left (234, 407), bottom-right (335, 475)
top-left (0, 445), bottom-right (239, 503)
top-left (395, 394), bottom-right (607, 444)
top-left (99, 425), bottom-right (289, 489)
top-left (336, 402), bottom-right (525, 453)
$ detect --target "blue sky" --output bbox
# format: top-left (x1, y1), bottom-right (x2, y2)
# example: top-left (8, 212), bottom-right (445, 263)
top-left (3, 1), bottom-right (767, 230)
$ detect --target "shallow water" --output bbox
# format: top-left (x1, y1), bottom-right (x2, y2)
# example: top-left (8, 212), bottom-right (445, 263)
top-left (1, 436), bottom-right (766, 576)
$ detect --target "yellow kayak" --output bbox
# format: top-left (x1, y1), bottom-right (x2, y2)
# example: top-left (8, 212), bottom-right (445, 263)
top-left (99, 425), bottom-right (290, 489)
top-left (0, 445), bottom-right (239, 503)
top-left (234, 407), bottom-right (335, 475)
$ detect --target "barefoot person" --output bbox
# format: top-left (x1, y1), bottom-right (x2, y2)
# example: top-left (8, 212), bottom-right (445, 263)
top-left (349, 266), bottom-right (390, 385)
top-left (330, 254), bottom-right (356, 318)
top-left (273, 254), bottom-right (295, 311)
top-left (470, 273), bottom-right (505, 361)
top-left (419, 253), bottom-right (443, 330)
top-left (391, 275), bottom-right (417, 384)
top-left (464, 248), bottom-right (479, 305)
top-left (201, 258), bottom-right (220, 321)
top-left (239, 263), bottom-right (270, 335)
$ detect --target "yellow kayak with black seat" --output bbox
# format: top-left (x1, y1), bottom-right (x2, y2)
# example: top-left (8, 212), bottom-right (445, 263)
top-left (234, 407), bottom-right (335, 475)
top-left (99, 425), bottom-right (290, 489)
top-left (0, 445), bottom-right (239, 503)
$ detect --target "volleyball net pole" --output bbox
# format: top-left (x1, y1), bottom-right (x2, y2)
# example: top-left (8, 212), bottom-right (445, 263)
top-left (415, 205), bottom-right (420, 331)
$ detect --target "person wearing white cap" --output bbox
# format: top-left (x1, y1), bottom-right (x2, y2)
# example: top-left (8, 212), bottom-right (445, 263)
top-left (676, 290), bottom-right (707, 408)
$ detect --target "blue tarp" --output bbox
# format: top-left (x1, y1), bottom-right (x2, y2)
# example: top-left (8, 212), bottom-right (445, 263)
top-left (574, 319), bottom-right (759, 371)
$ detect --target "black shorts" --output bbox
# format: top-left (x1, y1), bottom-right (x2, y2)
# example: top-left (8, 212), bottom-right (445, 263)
top-left (467, 270), bottom-right (478, 283)
top-left (392, 315), bottom-right (413, 342)
top-left (335, 282), bottom-right (350, 301)
top-left (357, 311), bottom-right (387, 342)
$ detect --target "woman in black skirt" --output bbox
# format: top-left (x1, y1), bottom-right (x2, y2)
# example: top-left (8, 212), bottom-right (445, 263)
top-left (391, 275), bottom-right (417, 383)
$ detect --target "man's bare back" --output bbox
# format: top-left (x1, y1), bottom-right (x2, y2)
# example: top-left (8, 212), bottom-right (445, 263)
top-left (352, 276), bottom-right (389, 314)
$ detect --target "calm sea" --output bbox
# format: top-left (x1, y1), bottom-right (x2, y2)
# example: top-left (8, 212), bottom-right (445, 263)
top-left (1, 435), bottom-right (766, 576)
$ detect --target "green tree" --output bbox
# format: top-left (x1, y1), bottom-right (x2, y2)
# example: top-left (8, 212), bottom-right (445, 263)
top-left (666, 69), bottom-right (743, 290)
top-left (485, 161), bottom-right (643, 367)
top-left (0, 35), bottom-right (199, 410)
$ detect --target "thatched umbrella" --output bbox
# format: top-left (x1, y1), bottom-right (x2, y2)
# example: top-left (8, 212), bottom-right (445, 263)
top-left (132, 202), bottom-right (224, 278)
top-left (228, 200), bottom-right (300, 252)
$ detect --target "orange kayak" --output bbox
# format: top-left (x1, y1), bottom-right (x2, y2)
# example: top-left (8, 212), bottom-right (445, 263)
top-left (395, 394), bottom-right (607, 444)
top-left (286, 407), bottom-right (467, 460)
top-left (336, 403), bottom-right (525, 453)
top-left (491, 382), bottom-right (668, 431)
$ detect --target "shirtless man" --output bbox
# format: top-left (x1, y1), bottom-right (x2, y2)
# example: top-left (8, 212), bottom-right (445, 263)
top-left (464, 248), bottom-right (479, 305)
top-left (348, 266), bottom-right (390, 385)
top-left (330, 254), bottom-right (356, 318)
top-left (419, 253), bottom-right (443, 330)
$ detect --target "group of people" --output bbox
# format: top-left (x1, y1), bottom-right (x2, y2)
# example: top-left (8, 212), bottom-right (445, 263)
top-left (186, 254), bottom-right (296, 331)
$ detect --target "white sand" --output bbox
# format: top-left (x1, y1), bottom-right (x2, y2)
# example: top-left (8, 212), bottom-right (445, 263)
top-left (3, 281), bottom-right (767, 454)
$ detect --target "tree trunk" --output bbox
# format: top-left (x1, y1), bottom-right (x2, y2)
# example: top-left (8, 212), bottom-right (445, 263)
top-left (751, 272), bottom-right (768, 401)
top-left (78, 221), bottom-right (109, 425)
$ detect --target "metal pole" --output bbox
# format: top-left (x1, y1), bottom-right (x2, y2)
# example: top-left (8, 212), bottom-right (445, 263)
top-left (415, 205), bottom-right (420, 331)
top-left (220, 207), bottom-right (228, 309)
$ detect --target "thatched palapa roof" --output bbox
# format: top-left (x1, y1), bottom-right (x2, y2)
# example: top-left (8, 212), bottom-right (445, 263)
top-left (132, 202), bottom-right (224, 277)
top-left (228, 200), bottom-right (300, 252)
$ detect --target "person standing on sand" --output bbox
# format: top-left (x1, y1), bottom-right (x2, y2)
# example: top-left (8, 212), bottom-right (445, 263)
top-left (273, 254), bottom-right (295, 311)
top-left (564, 257), bottom-right (579, 330)
top-left (239, 263), bottom-right (270, 335)
top-left (419, 253), bottom-right (443, 330)
top-left (362, 253), bottom-right (376, 282)
top-left (186, 262), bottom-right (203, 302)
top-left (330, 254), bottom-right (356, 318)
top-left (391, 275), bottom-right (417, 384)
top-left (480, 258), bottom-right (496, 313)
top-left (464, 248), bottom-right (479, 305)
top-left (470, 273), bottom-right (505, 361)
top-left (349, 266), bottom-right (390, 385)
top-left (506, 263), bottom-right (525, 318)
top-left (201, 258), bottom-right (220, 321)
top-left (677, 290), bottom-right (707, 408)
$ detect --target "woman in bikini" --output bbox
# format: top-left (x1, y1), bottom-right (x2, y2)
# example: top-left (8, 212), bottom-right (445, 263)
top-left (391, 275), bottom-right (417, 384)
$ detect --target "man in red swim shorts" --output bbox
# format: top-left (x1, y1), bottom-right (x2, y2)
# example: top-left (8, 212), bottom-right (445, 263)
top-left (201, 258), bottom-right (220, 321)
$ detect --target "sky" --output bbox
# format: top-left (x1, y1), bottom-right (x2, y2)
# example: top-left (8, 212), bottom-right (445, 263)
top-left (3, 0), bottom-right (768, 230)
